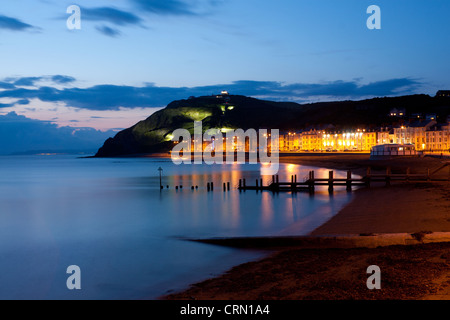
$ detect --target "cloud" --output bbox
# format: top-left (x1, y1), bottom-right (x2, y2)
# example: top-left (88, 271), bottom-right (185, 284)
top-left (0, 78), bottom-right (423, 111)
top-left (51, 75), bottom-right (76, 84)
top-left (82, 7), bottom-right (143, 26)
top-left (4, 75), bottom-right (76, 87)
top-left (67, 2), bottom-right (220, 37)
top-left (16, 99), bottom-right (29, 105)
top-left (0, 112), bottom-right (117, 154)
top-left (63, 6), bottom-right (144, 37)
top-left (207, 79), bottom-right (423, 101)
top-left (0, 14), bottom-right (36, 32)
top-left (129, 0), bottom-right (221, 16)
top-left (0, 82), bottom-right (15, 90)
top-left (130, 0), bottom-right (194, 15)
top-left (95, 25), bottom-right (121, 37)
top-left (13, 77), bottom-right (43, 86)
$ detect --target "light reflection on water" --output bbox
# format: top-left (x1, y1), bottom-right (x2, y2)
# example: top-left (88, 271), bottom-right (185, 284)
top-left (0, 155), bottom-right (355, 299)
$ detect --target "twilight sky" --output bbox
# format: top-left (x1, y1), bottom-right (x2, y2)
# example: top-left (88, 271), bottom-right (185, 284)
top-left (0, 0), bottom-right (449, 152)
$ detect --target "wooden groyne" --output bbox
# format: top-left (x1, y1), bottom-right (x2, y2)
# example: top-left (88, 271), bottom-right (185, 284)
top-left (238, 165), bottom-right (450, 193)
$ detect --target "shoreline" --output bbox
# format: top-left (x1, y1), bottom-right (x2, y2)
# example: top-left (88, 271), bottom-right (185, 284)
top-left (163, 155), bottom-right (450, 300)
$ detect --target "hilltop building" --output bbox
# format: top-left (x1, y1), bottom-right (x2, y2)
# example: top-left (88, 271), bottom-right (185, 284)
top-left (436, 90), bottom-right (450, 97)
top-left (389, 108), bottom-right (406, 117)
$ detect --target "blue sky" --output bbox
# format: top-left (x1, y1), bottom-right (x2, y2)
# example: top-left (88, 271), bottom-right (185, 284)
top-left (0, 0), bottom-right (449, 152)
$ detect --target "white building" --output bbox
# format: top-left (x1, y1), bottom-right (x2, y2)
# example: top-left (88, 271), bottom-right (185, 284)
top-left (370, 144), bottom-right (417, 159)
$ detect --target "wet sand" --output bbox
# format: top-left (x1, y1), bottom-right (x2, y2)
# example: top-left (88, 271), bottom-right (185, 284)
top-left (164, 155), bottom-right (450, 300)
top-left (311, 183), bottom-right (450, 235)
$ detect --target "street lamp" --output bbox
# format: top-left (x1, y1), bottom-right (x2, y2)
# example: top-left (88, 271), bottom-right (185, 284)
top-left (157, 167), bottom-right (163, 190)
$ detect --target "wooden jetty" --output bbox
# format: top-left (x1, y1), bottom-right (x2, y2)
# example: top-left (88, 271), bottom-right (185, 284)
top-left (238, 165), bottom-right (450, 193)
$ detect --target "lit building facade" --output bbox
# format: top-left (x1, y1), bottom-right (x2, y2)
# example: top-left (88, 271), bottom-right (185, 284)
top-left (279, 132), bottom-right (301, 151)
top-left (281, 130), bottom-right (379, 152)
top-left (300, 130), bottom-right (322, 151)
top-left (377, 128), bottom-right (394, 145)
top-left (180, 119), bottom-right (450, 154)
top-left (320, 130), bottom-right (377, 152)
top-left (392, 120), bottom-right (450, 151)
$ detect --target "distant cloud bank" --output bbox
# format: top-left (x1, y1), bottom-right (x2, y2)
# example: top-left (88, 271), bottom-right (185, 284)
top-left (0, 112), bottom-right (117, 155)
top-left (0, 76), bottom-right (423, 111)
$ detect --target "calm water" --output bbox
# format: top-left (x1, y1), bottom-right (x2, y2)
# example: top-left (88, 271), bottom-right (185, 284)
top-left (0, 155), bottom-right (355, 300)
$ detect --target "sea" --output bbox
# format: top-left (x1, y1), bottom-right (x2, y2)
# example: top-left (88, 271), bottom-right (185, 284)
top-left (0, 155), bottom-right (356, 299)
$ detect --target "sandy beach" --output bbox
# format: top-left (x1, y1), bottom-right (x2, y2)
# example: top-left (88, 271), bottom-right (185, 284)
top-left (164, 154), bottom-right (450, 300)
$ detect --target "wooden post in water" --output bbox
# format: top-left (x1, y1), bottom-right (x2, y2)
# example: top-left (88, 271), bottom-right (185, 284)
top-left (260, 179), bottom-right (263, 190)
top-left (243, 179), bottom-right (246, 189)
top-left (328, 171), bottom-right (334, 192)
top-left (427, 168), bottom-right (431, 181)
top-left (307, 171), bottom-right (311, 191)
top-left (207, 183), bottom-right (210, 191)
top-left (366, 167), bottom-right (371, 188)
top-left (386, 167), bottom-right (391, 187)
top-left (346, 171), bottom-right (352, 191)
top-left (239, 179), bottom-right (242, 189)
top-left (227, 182), bottom-right (230, 191)
top-left (223, 183), bottom-right (226, 192)
top-left (255, 179), bottom-right (259, 189)
top-left (310, 171), bottom-right (315, 192)
top-left (211, 182), bottom-right (214, 191)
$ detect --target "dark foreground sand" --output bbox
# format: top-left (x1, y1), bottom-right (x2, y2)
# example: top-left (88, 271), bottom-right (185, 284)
top-left (165, 242), bottom-right (450, 300)
top-left (164, 155), bottom-right (450, 300)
